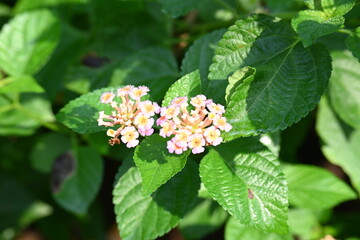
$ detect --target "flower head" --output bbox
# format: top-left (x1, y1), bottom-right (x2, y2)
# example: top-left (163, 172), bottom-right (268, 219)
top-left (97, 85), bottom-right (157, 147)
top-left (157, 94), bottom-right (231, 154)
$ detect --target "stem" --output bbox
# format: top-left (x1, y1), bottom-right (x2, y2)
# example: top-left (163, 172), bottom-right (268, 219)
top-left (14, 102), bottom-right (61, 132)
top-left (6, 93), bottom-right (73, 134)
top-left (338, 28), bottom-right (353, 35)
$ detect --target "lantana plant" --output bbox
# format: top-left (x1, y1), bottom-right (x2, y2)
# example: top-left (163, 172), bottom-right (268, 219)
top-left (9, 1), bottom-right (357, 239)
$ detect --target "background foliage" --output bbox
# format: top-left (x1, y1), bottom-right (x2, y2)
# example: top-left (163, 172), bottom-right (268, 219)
top-left (0, 0), bottom-right (360, 239)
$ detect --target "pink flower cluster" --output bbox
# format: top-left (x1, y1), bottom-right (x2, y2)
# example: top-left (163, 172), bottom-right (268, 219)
top-left (157, 95), bottom-right (232, 154)
top-left (97, 85), bottom-right (159, 148)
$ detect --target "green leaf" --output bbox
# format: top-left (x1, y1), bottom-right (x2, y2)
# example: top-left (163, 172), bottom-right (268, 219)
top-left (0, 9), bottom-right (60, 76)
top-left (30, 133), bottom-right (71, 173)
top-left (53, 146), bottom-right (103, 214)
top-left (199, 137), bottom-right (288, 234)
top-left (316, 97), bottom-right (360, 194)
top-left (0, 76), bottom-right (44, 93)
top-left (284, 164), bottom-right (357, 209)
top-left (162, 70), bottom-right (201, 107)
top-left (0, 93), bottom-right (54, 136)
top-left (179, 198), bottom-right (228, 240)
top-left (36, 22), bottom-right (87, 99)
top-left (65, 60), bottom-right (118, 94)
top-left (110, 47), bottom-right (180, 102)
top-left (291, 10), bottom-right (344, 47)
top-left (300, 0), bottom-right (315, 9)
top-left (321, 0), bottom-right (355, 17)
top-left (209, 14), bottom-right (331, 137)
top-left (158, 0), bottom-right (203, 18)
top-left (238, 0), bottom-right (261, 12)
top-left (134, 134), bottom-right (190, 196)
top-left (328, 51), bottom-right (360, 129)
top-left (288, 209), bottom-right (321, 240)
top-left (113, 161), bottom-right (200, 240)
top-left (56, 86), bottom-right (120, 134)
top-left (346, 27), bottom-right (360, 62)
top-left (181, 29), bottom-right (226, 91)
top-left (225, 216), bottom-right (292, 240)
top-left (14, 0), bottom-right (88, 13)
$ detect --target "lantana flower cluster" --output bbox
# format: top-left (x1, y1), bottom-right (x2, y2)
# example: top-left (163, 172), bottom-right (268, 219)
top-left (157, 95), bottom-right (232, 154)
top-left (97, 85), bottom-right (159, 148)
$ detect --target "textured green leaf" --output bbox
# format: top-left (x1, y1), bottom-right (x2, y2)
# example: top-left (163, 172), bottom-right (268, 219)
top-left (321, 0), bottom-right (355, 17)
top-left (328, 51), bottom-right (360, 129)
top-left (179, 198), bottom-right (228, 240)
top-left (225, 216), bottom-right (292, 240)
top-left (0, 93), bottom-right (54, 136)
top-left (158, 0), bottom-right (203, 18)
top-left (56, 86), bottom-right (121, 134)
top-left (30, 133), bottom-right (71, 173)
top-left (134, 134), bottom-right (190, 196)
top-left (209, 14), bottom-right (331, 137)
top-left (316, 97), bottom-right (360, 194)
top-left (0, 9), bottom-right (60, 76)
top-left (53, 146), bottom-right (103, 214)
top-left (346, 27), bottom-right (360, 62)
top-left (291, 10), bottom-right (344, 47)
top-left (284, 164), bottom-right (357, 209)
top-left (110, 47), bottom-right (179, 102)
top-left (181, 29), bottom-right (226, 91)
top-left (113, 161), bottom-right (199, 240)
top-left (199, 137), bottom-right (288, 234)
top-left (162, 70), bottom-right (201, 107)
top-left (0, 76), bottom-right (44, 93)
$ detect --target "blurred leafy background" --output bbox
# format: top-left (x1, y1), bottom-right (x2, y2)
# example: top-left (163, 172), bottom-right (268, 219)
top-left (0, 0), bottom-right (360, 239)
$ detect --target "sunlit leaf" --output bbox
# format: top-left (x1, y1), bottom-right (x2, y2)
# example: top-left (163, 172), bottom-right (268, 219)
top-left (162, 70), bottom-right (201, 107)
top-left (328, 51), bottom-right (360, 129)
top-left (0, 9), bottom-right (60, 76)
top-left (209, 14), bottom-right (331, 137)
top-left (225, 216), bottom-right (292, 240)
top-left (134, 134), bottom-right (190, 196)
top-left (200, 137), bottom-right (288, 234)
top-left (316, 97), bottom-right (360, 194)
top-left (284, 164), bottom-right (357, 209)
top-left (113, 161), bottom-right (199, 240)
